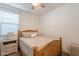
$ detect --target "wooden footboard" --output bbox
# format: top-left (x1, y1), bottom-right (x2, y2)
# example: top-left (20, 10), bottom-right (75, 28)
top-left (18, 30), bottom-right (62, 56)
top-left (33, 37), bottom-right (62, 56)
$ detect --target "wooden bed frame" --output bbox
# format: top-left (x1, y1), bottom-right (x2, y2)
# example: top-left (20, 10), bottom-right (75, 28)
top-left (18, 30), bottom-right (62, 56)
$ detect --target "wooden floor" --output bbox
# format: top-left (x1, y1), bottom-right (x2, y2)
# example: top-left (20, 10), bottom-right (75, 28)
top-left (8, 52), bottom-right (22, 56)
top-left (17, 52), bottom-right (22, 56)
top-left (15, 51), bottom-right (70, 56)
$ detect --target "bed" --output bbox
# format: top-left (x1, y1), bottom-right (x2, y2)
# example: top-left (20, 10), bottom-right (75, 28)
top-left (18, 30), bottom-right (62, 56)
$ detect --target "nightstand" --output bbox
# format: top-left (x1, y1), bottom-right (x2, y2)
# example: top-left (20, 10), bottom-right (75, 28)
top-left (0, 39), bottom-right (18, 56)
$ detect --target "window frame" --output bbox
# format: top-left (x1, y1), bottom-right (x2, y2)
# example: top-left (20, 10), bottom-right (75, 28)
top-left (0, 11), bottom-right (19, 35)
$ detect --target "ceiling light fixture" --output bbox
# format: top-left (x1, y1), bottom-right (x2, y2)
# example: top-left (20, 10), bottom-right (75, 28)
top-left (32, 3), bottom-right (45, 9)
top-left (32, 3), bottom-right (38, 6)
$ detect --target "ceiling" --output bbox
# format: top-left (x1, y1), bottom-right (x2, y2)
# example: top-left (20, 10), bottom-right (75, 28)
top-left (0, 3), bottom-right (64, 15)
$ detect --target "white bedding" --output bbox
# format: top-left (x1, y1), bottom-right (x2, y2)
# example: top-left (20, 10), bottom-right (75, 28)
top-left (19, 36), bottom-right (58, 56)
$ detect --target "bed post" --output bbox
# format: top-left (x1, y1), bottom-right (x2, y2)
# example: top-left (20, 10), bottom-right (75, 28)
top-left (18, 30), bottom-right (21, 51)
top-left (33, 47), bottom-right (38, 56)
top-left (18, 30), bottom-right (20, 40)
top-left (59, 37), bottom-right (62, 56)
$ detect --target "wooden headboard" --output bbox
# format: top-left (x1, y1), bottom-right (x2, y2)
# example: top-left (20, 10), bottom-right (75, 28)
top-left (18, 29), bottom-right (38, 38)
top-left (20, 29), bottom-right (38, 32)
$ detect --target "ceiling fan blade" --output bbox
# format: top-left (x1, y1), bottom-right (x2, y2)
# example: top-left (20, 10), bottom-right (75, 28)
top-left (40, 3), bottom-right (45, 8)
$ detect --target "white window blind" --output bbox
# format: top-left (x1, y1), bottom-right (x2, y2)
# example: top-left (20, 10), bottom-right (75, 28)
top-left (0, 11), bottom-right (19, 35)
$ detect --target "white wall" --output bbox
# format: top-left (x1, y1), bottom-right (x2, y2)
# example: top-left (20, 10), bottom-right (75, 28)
top-left (40, 4), bottom-right (79, 54)
top-left (19, 12), bottom-right (40, 30)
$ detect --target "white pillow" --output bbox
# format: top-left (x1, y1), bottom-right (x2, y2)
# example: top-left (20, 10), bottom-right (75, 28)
top-left (31, 33), bottom-right (37, 38)
top-left (22, 32), bottom-right (38, 38)
top-left (22, 32), bottom-right (31, 38)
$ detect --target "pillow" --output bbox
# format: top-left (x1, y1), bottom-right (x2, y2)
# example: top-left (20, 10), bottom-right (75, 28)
top-left (31, 33), bottom-right (37, 38)
top-left (22, 32), bottom-right (31, 38)
top-left (22, 32), bottom-right (38, 38)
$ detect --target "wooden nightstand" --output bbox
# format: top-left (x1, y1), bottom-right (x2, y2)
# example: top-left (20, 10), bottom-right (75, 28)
top-left (0, 39), bottom-right (18, 56)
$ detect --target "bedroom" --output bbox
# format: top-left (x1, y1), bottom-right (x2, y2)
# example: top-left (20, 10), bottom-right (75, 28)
top-left (0, 3), bottom-right (79, 56)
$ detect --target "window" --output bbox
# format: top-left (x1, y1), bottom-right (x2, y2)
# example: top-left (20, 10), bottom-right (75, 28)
top-left (0, 11), bottom-right (19, 35)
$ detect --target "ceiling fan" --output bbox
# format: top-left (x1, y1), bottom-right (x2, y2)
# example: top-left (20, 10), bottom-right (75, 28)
top-left (32, 3), bottom-right (45, 9)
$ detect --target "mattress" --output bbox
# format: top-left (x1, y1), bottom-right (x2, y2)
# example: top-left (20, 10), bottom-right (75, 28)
top-left (19, 36), bottom-right (58, 56)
